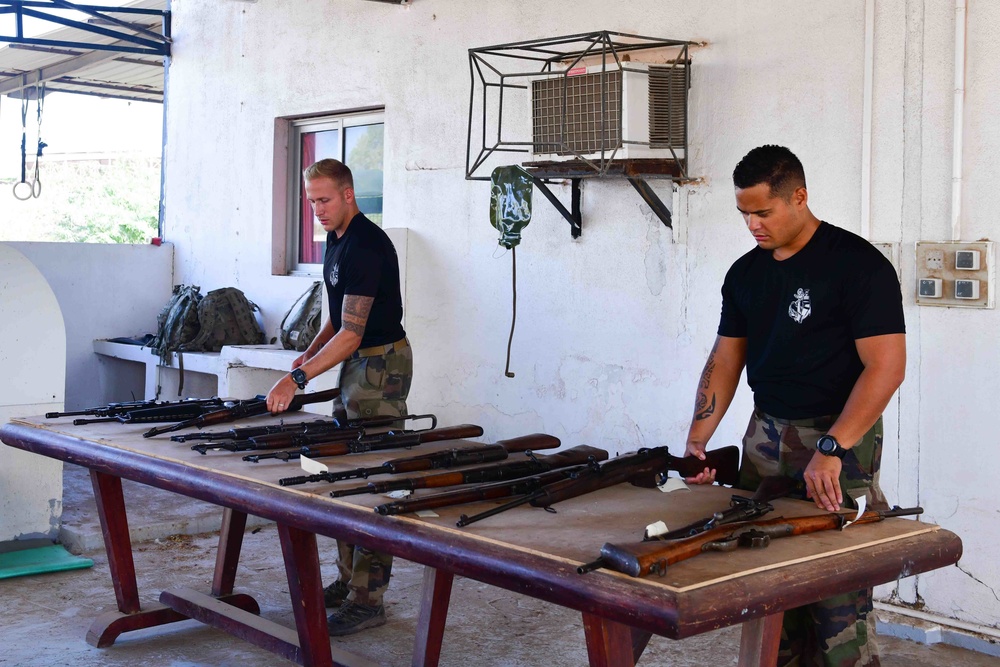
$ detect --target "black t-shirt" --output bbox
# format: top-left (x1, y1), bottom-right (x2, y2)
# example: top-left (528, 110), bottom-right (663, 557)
top-left (717, 222), bottom-right (905, 419)
top-left (323, 213), bottom-right (406, 348)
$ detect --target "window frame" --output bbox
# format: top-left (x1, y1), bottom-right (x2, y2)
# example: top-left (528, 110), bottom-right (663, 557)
top-left (272, 106), bottom-right (385, 276)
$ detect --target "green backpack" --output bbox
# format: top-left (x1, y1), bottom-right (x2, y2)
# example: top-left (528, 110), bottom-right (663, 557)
top-left (179, 287), bottom-right (265, 353)
top-left (150, 284), bottom-right (203, 365)
top-left (278, 281), bottom-right (324, 352)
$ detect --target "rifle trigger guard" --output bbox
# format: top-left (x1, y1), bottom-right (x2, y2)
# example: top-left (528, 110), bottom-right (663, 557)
top-left (653, 560), bottom-right (667, 577)
top-left (543, 506), bottom-right (557, 514)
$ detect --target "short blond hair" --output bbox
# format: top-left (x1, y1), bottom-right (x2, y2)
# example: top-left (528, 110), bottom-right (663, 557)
top-left (303, 158), bottom-right (354, 189)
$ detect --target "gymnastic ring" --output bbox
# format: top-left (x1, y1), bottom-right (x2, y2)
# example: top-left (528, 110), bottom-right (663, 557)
top-left (13, 180), bottom-right (33, 201)
top-left (32, 178), bottom-right (41, 198)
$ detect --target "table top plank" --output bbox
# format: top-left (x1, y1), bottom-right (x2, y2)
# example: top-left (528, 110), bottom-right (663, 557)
top-left (1, 415), bottom-right (963, 640)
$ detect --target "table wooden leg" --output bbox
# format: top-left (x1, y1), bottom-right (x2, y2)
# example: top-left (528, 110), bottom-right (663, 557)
top-left (90, 470), bottom-right (140, 614)
top-left (277, 523), bottom-right (334, 667)
top-left (86, 471), bottom-right (259, 649)
top-left (213, 507), bottom-right (248, 596)
top-left (582, 612), bottom-right (635, 667)
top-left (738, 612), bottom-right (783, 667)
top-left (411, 566), bottom-right (454, 667)
top-left (630, 628), bottom-right (653, 664)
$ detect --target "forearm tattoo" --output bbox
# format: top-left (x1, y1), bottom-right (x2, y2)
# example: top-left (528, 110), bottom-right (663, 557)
top-left (699, 338), bottom-right (719, 389)
top-left (342, 295), bottom-right (374, 337)
top-left (695, 339), bottom-right (720, 420)
top-left (695, 392), bottom-right (716, 421)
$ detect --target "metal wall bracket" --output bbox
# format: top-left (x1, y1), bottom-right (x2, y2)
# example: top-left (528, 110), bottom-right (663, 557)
top-left (626, 177), bottom-right (672, 229)
top-left (530, 177), bottom-right (582, 238)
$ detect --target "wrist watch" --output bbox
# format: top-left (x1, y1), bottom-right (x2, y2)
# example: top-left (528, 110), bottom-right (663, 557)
top-left (816, 434), bottom-right (847, 459)
top-left (290, 368), bottom-right (308, 390)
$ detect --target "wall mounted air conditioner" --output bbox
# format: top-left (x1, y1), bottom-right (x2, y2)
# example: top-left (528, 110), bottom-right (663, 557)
top-left (528, 62), bottom-right (688, 162)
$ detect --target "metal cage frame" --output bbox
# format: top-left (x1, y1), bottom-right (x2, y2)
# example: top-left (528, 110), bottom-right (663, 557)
top-left (466, 31), bottom-right (698, 234)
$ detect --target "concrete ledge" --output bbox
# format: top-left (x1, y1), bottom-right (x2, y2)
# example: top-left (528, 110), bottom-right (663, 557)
top-left (877, 605), bottom-right (1000, 658)
top-left (59, 462), bottom-right (273, 553)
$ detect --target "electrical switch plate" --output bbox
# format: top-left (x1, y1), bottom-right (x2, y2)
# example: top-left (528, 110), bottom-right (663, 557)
top-left (956, 250), bottom-right (980, 270)
top-left (918, 278), bottom-right (943, 298)
top-left (955, 279), bottom-right (980, 299)
top-left (915, 241), bottom-right (995, 309)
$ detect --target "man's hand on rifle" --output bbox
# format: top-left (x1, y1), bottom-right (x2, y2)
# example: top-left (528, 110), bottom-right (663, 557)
top-left (803, 452), bottom-right (843, 511)
top-left (682, 441), bottom-right (717, 485)
top-left (266, 375), bottom-right (298, 415)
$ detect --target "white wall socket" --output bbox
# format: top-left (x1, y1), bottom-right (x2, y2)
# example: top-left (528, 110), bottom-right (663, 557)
top-left (925, 250), bottom-right (944, 270)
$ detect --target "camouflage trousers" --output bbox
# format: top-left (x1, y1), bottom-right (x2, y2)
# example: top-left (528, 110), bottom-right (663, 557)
top-left (333, 337), bottom-right (412, 607)
top-left (739, 408), bottom-right (886, 667)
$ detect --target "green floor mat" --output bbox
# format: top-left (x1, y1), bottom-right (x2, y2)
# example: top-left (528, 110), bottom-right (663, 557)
top-left (0, 544), bottom-right (94, 580)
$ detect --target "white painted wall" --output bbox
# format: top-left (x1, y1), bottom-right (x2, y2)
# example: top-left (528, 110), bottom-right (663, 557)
top-left (160, 0), bottom-right (999, 630)
top-left (0, 244), bottom-right (65, 542)
top-left (8, 242), bottom-right (174, 409)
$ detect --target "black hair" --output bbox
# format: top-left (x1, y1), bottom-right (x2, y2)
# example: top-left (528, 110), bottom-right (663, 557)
top-left (732, 145), bottom-right (806, 200)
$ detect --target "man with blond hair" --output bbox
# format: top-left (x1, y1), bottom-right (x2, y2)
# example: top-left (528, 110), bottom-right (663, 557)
top-left (267, 158), bottom-right (411, 636)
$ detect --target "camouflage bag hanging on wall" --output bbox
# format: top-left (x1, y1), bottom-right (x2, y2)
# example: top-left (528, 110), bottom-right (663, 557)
top-left (278, 281), bottom-right (324, 352)
top-left (489, 165), bottom-right (533, 379)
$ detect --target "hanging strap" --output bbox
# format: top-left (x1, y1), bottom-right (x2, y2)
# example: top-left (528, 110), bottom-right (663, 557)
top-left (12, 82), bottom-right (45, 200)
top-left (503, 246), bottom-right (517, 378)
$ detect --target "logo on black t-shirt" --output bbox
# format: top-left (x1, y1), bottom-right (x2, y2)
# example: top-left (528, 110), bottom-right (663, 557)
top-left (329, 264), bottom-right (339, 288)
top-left (788, 288), bottom-right (811, 324)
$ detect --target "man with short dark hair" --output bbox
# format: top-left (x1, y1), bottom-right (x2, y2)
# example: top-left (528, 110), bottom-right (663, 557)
top-left (683, 145), bottom-right (905, 666)
top-left (267, 158), bottom-right (411, 636)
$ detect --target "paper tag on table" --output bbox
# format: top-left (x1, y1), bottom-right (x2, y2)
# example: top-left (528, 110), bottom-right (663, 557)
top-left (299, 455), bottom-right (328, 475)
top-left (644, 520), bottom-right (670, 538)
top-left (844, 493), bottom-right (867, 528)
top-left (657, 477), bottom-right (690, 493)
top-left (385, 490), bottom-right (411, 500)
top-left (415, 510), bottom-right (439, 518)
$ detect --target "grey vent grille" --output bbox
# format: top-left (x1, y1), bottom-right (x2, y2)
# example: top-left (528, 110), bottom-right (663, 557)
top-left (648, 64), bottom-right (687, 150)
top-left (531, 70), bottom-right (622, 155)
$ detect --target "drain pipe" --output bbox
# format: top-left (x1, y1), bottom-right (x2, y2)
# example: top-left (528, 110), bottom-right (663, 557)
top-left (860, 0), bottom-right (875, 240)
top-left (951, 0), bottom-right (967, 241)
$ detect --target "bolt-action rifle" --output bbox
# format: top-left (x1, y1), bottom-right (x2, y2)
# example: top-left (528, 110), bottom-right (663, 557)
top-left (578, 505), bottom-right (924, 577)
top-left (279, 433), bottom-right (560, 486)
top-left (46, 397), bottom-right (227, 425)
top-left (373, 445), bottom-right (740, 521)
top-left (243, 423), bottom-right (485, 463)
top-left (643, 475), bottom-right (802, 541)
top-left (142, 388), bottom-right (341, 438)
top-left (330, 444), bottom-right (607, 498)
top-left (191, 414), bottom-right (435, 454)
top-left (454, 445), bottom-right (741, 527)
top-left (169, 419), bottom-right (338, 442)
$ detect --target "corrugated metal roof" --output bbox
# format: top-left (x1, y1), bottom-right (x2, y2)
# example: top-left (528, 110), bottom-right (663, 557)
top-left (0, 0), bottom-right (168, 103)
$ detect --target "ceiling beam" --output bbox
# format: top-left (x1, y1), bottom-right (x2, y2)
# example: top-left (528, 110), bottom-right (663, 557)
top-left (0, 34), bottom-right (161, 95)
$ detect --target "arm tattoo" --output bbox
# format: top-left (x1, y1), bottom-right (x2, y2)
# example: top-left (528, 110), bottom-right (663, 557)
top-left (695, 392), bottom-right (717, 421)
top-left (341, 295), bottom-right (374, 337)
top-left (699, 339), bottom-right (720, 389)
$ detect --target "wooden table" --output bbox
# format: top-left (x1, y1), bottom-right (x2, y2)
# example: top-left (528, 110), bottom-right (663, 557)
top-left (0, 415), bottom-right (962, 667)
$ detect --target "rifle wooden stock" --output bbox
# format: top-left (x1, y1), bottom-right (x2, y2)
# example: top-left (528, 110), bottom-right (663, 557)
top-left (373, 465), bottom-right (588, 516)
top-left (142, 388), bottom-right (341, 437)
top-left (584, 506), bottom-right (924, 577)
top-left (331, 445), bottom-right (606, 497)
top-left (279, 433), bottom-right (560, 487)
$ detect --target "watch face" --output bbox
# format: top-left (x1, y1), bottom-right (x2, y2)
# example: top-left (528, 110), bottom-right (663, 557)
top-left (291, 369), bottom-right (307, 385)
top-left (817, 435), bottom-right (836, 454)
